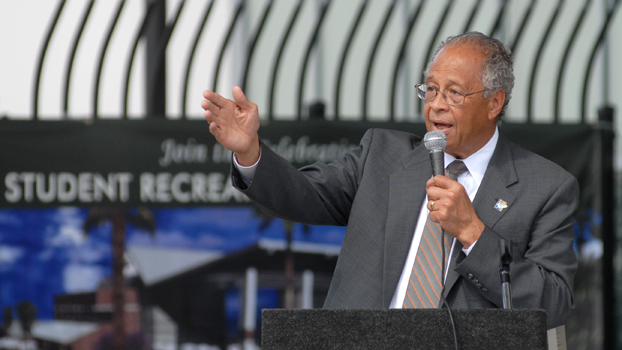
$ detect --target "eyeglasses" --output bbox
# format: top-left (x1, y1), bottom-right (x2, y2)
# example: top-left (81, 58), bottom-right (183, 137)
top-left (415, 83), bottom-right (489, 106)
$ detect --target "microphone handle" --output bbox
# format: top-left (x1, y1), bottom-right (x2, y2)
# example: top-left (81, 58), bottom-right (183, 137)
top-left (429, 149), bottom-right (445, 177)
top-left (501, 270), bottom-right (512, 310)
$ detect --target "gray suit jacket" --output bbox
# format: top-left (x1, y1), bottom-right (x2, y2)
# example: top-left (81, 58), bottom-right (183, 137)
top-left (232, 128), bottom-right (578, 329)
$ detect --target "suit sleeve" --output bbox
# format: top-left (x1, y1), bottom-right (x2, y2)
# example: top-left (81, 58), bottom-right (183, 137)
top-left (454, 174), bottom-right (579, 329)
top-left (230, 129), bottom-right (375, 226)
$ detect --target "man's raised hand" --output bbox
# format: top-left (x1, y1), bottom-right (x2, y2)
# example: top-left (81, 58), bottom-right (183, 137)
top-left (202, 86), bottom-right (261, 165)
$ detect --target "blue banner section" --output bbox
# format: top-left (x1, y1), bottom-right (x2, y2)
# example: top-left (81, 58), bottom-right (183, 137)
top-left (0, 207), bottom-right (346, 320)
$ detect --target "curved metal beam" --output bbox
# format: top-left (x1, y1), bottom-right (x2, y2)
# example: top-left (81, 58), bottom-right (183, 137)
top-left (93, 0), bottom-right (126, 118)
top-left (362, 0), bottom-right (398, 120)
top-left (488, 0), bottom-right (509, 38)
top-left (527, 0), bottom-right (564, 122)
top-left (269, 0), bottom-right (304, 120)
top-left (212, 1), bottom-right (245, 93)
top-left (123, 2), bottom-right (157, 118)
top-left (462, 0), bottom-right (482, 33)
top-left (509, 0), bottom-right (536, 53)
top-left (297, 0), bottom-right (331, 120)
top-left (581, 0), bottom-right (620, 122)
top-left (147, 0), bottom-right (186, 118)
top-left (33, 0), bottom-right (66, 119)
top-left (241, 0), bottom-right (274, 92)
top-left (554, 0), bottom-right (591, 121)
top-left (62, 0), bottom-right (95, 117)
top-left (182, 0), bottom-right (215, 118)
top-left (334, 0), bottom-right (368, 120)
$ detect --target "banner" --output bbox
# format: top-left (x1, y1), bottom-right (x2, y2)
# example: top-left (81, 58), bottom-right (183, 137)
top-left (0, 119), bottom-right (594, 208)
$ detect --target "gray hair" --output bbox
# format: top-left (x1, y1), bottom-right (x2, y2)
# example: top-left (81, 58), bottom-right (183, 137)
top-left (424, 32), bottom-right (514, 121)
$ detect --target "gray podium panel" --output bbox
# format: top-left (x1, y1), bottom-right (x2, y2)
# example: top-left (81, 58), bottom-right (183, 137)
top-left (262, 308), bottom-right (547, 350)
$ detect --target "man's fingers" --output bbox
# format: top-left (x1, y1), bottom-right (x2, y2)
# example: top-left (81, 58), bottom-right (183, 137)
top-left (203, 98), bottom-right (220, 114)
top-left (208, 121), bottom-right (220, 135)
top-left (203, 90), bottom-right (229, 108)
top-left (426, 175), bottom-right (452, 191)
top-left (232, 86), bottom-right (251, 110)
top-left (204, 108), bottom-right (216, 123)
top-left (201, 99), bottom-right (216, 114)
top-left (426, 175), bottom-right (462, 206)
top-left (203, 101), bottom-right (222, 126)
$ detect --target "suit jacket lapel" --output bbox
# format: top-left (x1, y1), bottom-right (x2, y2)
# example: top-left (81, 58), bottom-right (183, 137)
top-left (442, 133), bottom-right (518, 297)
top-left (473, 133), bottom-right (518, 228)
top-left (382, 145), bottom-right (431, 307)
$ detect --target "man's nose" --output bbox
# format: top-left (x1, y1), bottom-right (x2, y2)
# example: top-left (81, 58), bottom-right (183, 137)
top-left (429, 92), bottom-right (450, 110)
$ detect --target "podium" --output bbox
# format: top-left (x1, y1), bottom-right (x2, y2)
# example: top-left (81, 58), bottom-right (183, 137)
top-left (261, 308), bottom-right (548, 350)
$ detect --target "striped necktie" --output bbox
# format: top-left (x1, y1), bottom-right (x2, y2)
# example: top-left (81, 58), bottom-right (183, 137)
top-left (403, 160), bottom-right (468, 308)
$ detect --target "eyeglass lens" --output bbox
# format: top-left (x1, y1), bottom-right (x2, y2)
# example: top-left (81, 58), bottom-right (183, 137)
top-left (417, 85), bottom-right (464, 106)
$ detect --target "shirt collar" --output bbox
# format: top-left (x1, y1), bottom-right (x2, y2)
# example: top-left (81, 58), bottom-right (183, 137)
top-left (444, 127), bottom-right (498, 187)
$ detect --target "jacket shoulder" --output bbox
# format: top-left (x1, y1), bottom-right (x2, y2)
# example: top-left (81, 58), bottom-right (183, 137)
top-left (363, 128), bottom-right (423, 150)
top-left (506, 139), bottom-right (575, 178)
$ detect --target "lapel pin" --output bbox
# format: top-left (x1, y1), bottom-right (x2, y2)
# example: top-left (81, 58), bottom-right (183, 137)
top-left (494, 199), bottom-right (508, 212)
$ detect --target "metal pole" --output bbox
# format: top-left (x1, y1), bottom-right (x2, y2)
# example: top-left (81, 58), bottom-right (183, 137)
top-left (244, 267), bottom-right (258, 350)
top-left (145, 0), bottom-right (166, 117)
top-left (302, 270), bottom-right (314, 309)
top-left (111, 209), bottom-right (127, 350)
top-left (599, 105), bottom-right (616, 350)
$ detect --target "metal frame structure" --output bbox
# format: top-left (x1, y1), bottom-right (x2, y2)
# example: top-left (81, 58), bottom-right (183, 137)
top-left (29, 0), bottom-right (620, 123)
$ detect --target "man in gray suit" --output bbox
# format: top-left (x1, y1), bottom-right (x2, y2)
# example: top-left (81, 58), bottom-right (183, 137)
top-left (201, 32), bottom-right (577, 330)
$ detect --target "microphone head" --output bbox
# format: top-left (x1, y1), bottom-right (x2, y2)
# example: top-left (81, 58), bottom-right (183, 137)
top-left (423, 131), bottom-right (447, 152)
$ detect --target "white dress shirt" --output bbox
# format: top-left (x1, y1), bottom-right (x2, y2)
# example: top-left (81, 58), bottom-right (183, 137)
top-left (389, 127), bottom-right (499, 308)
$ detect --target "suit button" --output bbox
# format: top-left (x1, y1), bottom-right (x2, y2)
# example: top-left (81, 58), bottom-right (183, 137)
top-left (467, 273), bottom-right (474, 280)
top-left (472, 278), bottom-right (479, 283)
top-left (476, 283), bottom-right (483, 288)
top-left (481, 287), bottom-right (488, 292)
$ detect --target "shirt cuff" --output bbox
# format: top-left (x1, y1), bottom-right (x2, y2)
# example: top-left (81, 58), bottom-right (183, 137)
top-left (233, 151), bottom-right (261, 186)
top-left (462, 240), bottom-right (477, 256)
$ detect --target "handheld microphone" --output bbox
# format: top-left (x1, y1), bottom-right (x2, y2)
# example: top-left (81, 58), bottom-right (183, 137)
top-left (424, 131), bottom-right (447, 176)
top-left (423, 131), bottom-right (458, 350)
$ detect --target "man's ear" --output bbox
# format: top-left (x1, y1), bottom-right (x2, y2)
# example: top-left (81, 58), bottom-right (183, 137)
top-left (488, 89), bottom-right (505, 121)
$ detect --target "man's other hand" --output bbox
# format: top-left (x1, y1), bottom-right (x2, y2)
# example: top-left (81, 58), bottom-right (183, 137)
top-left (202, 86), bottom-right (261, 166)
